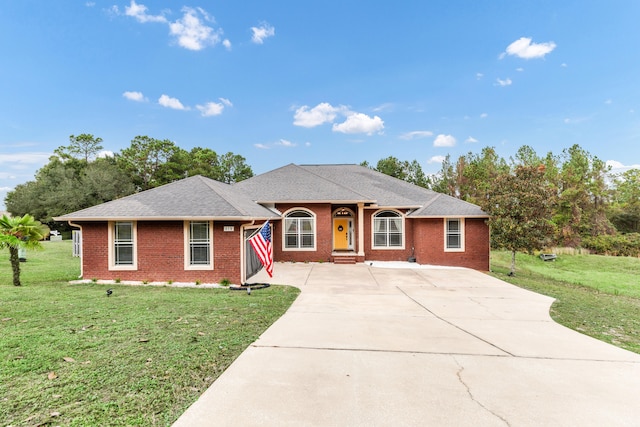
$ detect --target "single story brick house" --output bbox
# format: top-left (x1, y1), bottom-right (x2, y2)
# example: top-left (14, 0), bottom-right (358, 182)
top-left (55, 163), bottom-right (489, 284)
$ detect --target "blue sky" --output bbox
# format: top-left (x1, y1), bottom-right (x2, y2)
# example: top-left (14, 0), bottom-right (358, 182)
top-left (1, 1), bottom-right (639, 209)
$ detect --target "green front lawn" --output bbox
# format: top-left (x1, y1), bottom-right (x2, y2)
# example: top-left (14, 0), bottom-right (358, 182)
top-left (0, 241), bottom-right (299, 426)
top-left (2, 242), bottom-right (639, 425)
top-left (491, 250), bottom-right (640, 354)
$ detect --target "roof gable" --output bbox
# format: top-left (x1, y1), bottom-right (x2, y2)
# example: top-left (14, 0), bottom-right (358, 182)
top-left (299, 164), bottom-right (433, 207)
top-left (234, 164), bottom-right (373, 203)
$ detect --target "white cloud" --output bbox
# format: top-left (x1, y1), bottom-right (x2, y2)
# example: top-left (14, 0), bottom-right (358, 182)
top-left (372, 103), bottom-right (394, 112)
top-left (119, 2), bottom-right (227, 51)
top-left (516, 67), bottom-right (524, 72)
top-left (0, 186), bottom-right (12, 191)
top-left (293, 103), bottom-right (347, 127)
top-left (428, 155), bottom-right (446, 164)
top-left (465, 136), bottom-right (479, 143)
top-left (158, 94), bottom-right (188, 110)
top-left (196, 101), bottom-right (224, 116)
top-left (433, 134), bottom-right (456, 147)
top-left (495, 77), bottom-right (512, 87)
top-left (561, 63), bottom-right (568, 68)
top-left (293, 102), bottom-right (384, 135)
top-left (169, 7), bottom-right (223, 51)
top-left (124, 0), bottom-right (167, 23)
top-left (501, 37), bottom-right (556, 60)
top-left (275, 139), bottom-right (296, 147)
top-left (476, 73), bottom-right (484, 80)
top-left (606, 160), bottom-right (624, 169)
top-left (123, 91), bottom-right (147, 102)
top-left (480, 113), bottom-right (488, 118)
top-left (332, 113), bottom-right (384, 135)
top-left (305, 142), bottom-right (312, 147)
top-left (97, 150), bottom-right (114, 158)
top-left (399, 131), bottom-right (433, 140)
top-left (251, 22), bottom-right (275, 44)
top-left (606, 160), bottom-right (640, 173)
top-left (254, 143), bottom-right (269, 150)
top-left (195, 97), bottom-right (232, 116)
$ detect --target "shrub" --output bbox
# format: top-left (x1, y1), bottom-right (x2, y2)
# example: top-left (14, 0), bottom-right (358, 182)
top-left (582, 233), bottom-right (640, 257)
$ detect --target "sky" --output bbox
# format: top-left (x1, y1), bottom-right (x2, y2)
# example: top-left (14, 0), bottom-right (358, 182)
top-left (1, 1), bottom-right (640, 209)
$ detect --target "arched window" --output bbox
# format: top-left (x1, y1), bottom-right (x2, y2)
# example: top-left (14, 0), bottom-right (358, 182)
top-left (373, 210), bottom-right (404, 248)
top-left (284, 209), bottom-right (315, 250)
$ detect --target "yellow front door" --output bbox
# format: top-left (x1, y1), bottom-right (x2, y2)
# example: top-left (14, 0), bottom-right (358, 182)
top-left (333, 219), bottom-right (349, 250)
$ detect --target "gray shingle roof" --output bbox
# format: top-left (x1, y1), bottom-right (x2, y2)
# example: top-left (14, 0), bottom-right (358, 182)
top-left (408, 193), bottom-right (488, 217)
top-left (235, 164), bottom-right (488, 217)
top-left (55, 175), bottom-right (279, 221)
top-left (233, 164), bottom-right (374, 203)
top-left (55, 164), bottom-right (488, 221)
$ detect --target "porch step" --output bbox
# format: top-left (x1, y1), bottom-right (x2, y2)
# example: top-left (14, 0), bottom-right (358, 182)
top-left (333, 256), bottom-right (357, 264)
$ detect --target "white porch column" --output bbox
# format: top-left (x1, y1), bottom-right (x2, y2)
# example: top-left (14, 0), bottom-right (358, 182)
top-left (357, 202), bottom-right (365, 257)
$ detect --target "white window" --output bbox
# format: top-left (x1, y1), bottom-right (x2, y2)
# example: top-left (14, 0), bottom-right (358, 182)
top-left (284, 209), bottom-right (315, 250)
top-left (109, 221), bottom-right (137, 270)
top-left (185, 221), bottom-right (214, 270)
top-left (445, 218), bottom-right (465, 252)
top-left (373, 210), bottom-right (404, 249)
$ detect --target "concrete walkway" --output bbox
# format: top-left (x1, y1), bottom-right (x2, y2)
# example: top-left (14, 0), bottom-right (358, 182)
top-left (173, 263), bottom-right (640, 426)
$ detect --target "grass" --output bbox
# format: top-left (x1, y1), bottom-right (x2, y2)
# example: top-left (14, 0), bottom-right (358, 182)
top-left (0, 241), bottom-right (300, 426)
top-left (490, 250), bottom-right (640, 354)
top-left (3, 242), bottom-right (639, 423)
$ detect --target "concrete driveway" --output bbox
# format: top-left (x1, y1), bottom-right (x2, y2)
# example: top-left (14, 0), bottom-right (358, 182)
top-left (173, 263), bottom-right (640, 426)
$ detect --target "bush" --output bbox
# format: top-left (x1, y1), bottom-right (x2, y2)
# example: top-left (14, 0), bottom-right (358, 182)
top-left (582, 233), bottom-right (640, 257)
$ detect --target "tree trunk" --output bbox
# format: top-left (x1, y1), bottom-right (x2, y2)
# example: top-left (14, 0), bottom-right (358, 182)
top-left (509, 250), bottom-right (516, 276)
top-left (9, 246), bottom-right (21, 286)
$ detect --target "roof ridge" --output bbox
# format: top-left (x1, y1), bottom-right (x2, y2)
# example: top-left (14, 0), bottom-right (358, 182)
top-left (299, 164), bottom-right (375, 201)
top-left (364, 166), bottom-right (439, 195)
top-left (417, 192), bottom-right (441, 210)
top-left (198, 175), bottom-right (256, 217)
top-left (438, 191), bottom-right (486, 208)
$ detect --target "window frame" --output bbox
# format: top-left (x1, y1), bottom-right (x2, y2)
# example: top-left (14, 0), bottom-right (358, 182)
top-left (444, 218), bottom-right (465, 252)
top-left (184, 220), bottom-right (214, 270)
top-left (372, 209), bottom-right (405, 250)
top-left (282, 208), bottom-right (316, 251)
top-left (108, 221), bottom-right (138, 271)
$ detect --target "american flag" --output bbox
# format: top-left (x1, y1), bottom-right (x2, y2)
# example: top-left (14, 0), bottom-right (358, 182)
top-left (249, 221), bottom-right (273, 277)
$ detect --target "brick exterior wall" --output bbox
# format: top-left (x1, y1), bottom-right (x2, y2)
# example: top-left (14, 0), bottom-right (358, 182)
top-left (78, 220), bottom-right (244, 284)
top-left (273, 203), bottom-right (334, 263)
top-left (76, 209), bottom-right (489, 284)
top-left (272, 204), bottom-right (489, 270)
top-left (412, 218), bottom-right (489, 270)
top-left (363, 207), bottom-right (414, 262)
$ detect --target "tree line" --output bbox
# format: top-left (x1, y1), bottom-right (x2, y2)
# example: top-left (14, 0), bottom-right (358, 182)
top-left (5, 134), bottom-right (253, 225)
top-left (5, 135), bottom-right (639, 262)
top-left (364, 144), bottom-right (640, 259)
